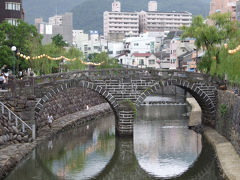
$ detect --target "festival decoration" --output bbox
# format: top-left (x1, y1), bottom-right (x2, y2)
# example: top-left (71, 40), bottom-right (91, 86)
top-left (16, 52), bottom-right (104, 66)
top-left (228, 44), bottom-right (240, 55)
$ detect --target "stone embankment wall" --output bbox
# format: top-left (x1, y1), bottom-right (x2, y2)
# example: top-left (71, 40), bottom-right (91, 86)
top-left (0, 103), bottom-right (112, 179)
top-left (215, 90), bottom-right (240, 155)
top-left (0, 114), bottom-right (30, 146)
top-left (0, 80), bottom-right (107, 146)
top-left (36, 87), bottom-right (106, 129)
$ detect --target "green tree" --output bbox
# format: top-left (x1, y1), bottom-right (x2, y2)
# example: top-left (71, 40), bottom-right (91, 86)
top-left (88, 52), bottom-right (120, 69)
top-left (181, 13), bottom-right (235, 74)
top-left (51, 34), bottom-right (68, 48)
top-left (31, 44), bottom-right (62, 75)
top-left (63, 47), bottom-right (85, 71)
top-left (0, 20), bottom-right (42, 72)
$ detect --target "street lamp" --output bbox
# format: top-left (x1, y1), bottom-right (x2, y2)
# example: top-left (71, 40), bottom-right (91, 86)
top-left (11, 46), bottom-right (16, 75)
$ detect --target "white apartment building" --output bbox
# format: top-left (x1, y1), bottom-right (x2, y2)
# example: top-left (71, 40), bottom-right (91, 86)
top-left (104, 1), bottom-right (139, 41)
top-left (72, 30), bottom-right (109, 56)
top-left (49, 15), bottom-right (63, 26)
top-left (35, 12), bottom-right (73, 45)
top-left (104, 1), bottom-right (192, 42)
top-left (108, 42), bottom-right (124, 58)
top-left (80, 40), bottom-right (108, 56)
top-left (124, 33), bottom-right (156, 54)
top-left (139, 10), bottom-right (192, 32)
top-left (72, 30), bottom-right (89, 47)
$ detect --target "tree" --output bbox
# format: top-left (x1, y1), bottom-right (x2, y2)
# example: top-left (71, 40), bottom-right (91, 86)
top-left (64, 47), bottom-right (85, 71)
top-left (181, 13), bottom-right (235, 74)
top-left (88, 52), bottom-right (120, 69)
top-left (0, 20), bottom-right (42, 71)
top-left (51, 34), bottom-right (68, 48)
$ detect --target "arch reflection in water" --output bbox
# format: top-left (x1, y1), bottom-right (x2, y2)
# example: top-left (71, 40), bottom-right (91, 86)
top-left (134, 105), bottom-right (202, 178)
top-left (5, 115), bottom-right (116, 180)
top-left (5, 106), bottom-right (223, 180)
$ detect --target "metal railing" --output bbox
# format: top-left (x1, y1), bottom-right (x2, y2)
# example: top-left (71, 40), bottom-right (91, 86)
top-left (0, 101), bottom-right (36, 140)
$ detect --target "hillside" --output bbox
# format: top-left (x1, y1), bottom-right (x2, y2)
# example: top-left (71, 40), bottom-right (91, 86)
top-left (72, 0), bottom-right (211, 34)
top-left (23, 0), bottom-right (86, 23)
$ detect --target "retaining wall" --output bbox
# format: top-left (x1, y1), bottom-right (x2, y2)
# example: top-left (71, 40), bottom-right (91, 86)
top-left (215, 90), bottom-right (240, 155)
top-left (0, 103), bottom-right (112, 179)
top-left (36, 87), bottom-right (106, 129)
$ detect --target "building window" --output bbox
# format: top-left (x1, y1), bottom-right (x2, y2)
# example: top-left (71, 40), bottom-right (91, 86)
top-left (132, 59), bottom-right (135, 65)
top-left (6, 18), bottom-right (18, 25)
top-left (139, 59), bottom-right (144, 65)
top-left (134, 43), bottom-right (139, 46)
top-left (149, 60), bottom-right (155, 65)
top-left (5, 2), bottom-right (21, 11)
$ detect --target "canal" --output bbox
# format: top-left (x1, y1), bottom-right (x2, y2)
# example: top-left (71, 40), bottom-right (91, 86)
top-left (5, 104), bottom-right (223, 180)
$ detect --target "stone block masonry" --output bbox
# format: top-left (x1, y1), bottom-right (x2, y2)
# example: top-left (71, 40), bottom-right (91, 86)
top-left (204, 127), bottom-right (240, 180)
top-left (216, 90), bottom-right (240, 155)
top-left (0, 114), bottom-right (30, 146)
top-left (36, 87), bottom-right (106, 130)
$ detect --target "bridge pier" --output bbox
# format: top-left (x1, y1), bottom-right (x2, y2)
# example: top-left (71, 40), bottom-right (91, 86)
top-left (116, 109), bottom-right (134, 137)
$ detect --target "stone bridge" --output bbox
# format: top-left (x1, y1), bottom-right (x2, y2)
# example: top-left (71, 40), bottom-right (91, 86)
top-left (8, 68), bottom-right (219, 137)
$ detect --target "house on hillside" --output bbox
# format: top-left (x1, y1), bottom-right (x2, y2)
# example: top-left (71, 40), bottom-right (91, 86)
top-left (169, 37), bottom-right (196, 69)
top-left (178, 51), bottom-right (193, 71)
top-left (155, 52), bottom-right (170, 69)
top-left (131, 53), bottom-right (158, 68)
top-left (116, 53), bottom-right (132, 68)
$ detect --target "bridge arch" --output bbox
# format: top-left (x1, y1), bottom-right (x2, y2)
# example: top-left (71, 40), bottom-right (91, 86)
top-left (34, 79), bottom-right (119, 130)
top-left (135, 78), bottom-right (217, 127)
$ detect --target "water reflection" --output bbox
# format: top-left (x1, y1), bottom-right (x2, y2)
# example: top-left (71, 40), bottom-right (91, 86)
top-left (5, 105), bottom-right (223, 180)
top-left (5, 115), bottom-right (115, 180)
top-left (134, 106), bottom-right (201, 178)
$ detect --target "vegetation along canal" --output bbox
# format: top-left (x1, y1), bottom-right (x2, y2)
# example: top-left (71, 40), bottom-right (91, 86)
top-left (4, 104), bottom-right (223, 180)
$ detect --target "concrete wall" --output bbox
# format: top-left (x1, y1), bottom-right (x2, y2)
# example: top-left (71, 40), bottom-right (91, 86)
top-left (216, 90), bottom-right (240, 155)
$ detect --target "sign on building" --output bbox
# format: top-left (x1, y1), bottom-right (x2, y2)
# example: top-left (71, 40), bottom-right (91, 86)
top-left (39, 24), bottom-right (44, 34)
top-left (46, 25), bottom-right (53, 35)
top-left (150, 42), bottom-right (155, 53)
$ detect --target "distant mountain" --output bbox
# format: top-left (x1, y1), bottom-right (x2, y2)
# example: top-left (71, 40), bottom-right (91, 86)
top-left (72, 0), bottom-right (211, 34)
top-left (23, 0), bottom-right (86, 23)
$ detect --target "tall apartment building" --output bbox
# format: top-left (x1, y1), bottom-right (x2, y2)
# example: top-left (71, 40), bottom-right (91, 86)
top-left (104, 1), bottom-right (139, 42)
top-left (209, 0), bottom-right (238, 20)
top-left (0, 0), bottom-right (24, 25)
top-left (139, 1), bottom-right (192, 33)
top-left (35, 12), bottom-right (73, 45)
top-left (73, 30), bottom-right (89, 47)
top-left (104, 1), bottom-right (192, 42)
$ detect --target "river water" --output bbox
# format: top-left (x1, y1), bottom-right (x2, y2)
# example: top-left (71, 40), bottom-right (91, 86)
top-left (5, 105), bottom-right (223, 180)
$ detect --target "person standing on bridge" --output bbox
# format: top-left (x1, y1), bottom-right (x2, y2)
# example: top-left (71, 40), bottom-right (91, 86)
top-left (47, 114), bottom-right (53, 129)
